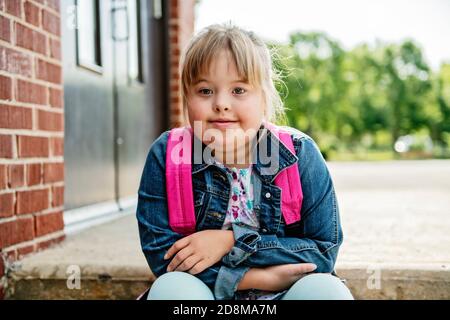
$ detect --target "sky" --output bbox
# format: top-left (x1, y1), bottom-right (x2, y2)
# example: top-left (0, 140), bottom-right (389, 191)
top-left (195, 0), bottom-right (450, 71)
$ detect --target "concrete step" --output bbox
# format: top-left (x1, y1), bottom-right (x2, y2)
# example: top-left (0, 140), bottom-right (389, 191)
top-left (4, 213), bottom-right (155, 300)
top-left (3, 214), bottom-right (450, 299)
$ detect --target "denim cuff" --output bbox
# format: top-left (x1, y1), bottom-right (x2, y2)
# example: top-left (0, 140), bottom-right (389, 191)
top-left (221, 223), bottom-right (261, 268)
top-left (214, 265), bottom-right (250, 300)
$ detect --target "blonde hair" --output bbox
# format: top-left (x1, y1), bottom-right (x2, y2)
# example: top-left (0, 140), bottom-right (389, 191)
top-left (180, 23), bottom-right (287, 124)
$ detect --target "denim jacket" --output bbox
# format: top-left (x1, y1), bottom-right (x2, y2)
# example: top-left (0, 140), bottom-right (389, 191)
top-left (136, 123), bottom-right (344, 300)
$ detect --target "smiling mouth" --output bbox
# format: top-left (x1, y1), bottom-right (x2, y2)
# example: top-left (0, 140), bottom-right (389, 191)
top-left (209, 119), bottom-right (237, 122)
top-left (208, 120), bottom-right (238, 123)
top-left (208, 120), bottom-right (239, 128)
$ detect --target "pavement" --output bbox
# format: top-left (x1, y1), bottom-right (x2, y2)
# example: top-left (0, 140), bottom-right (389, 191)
top-left (328, 160), bottom-right (450, 299)
top-left (4, 160), bottom-right (450, 299)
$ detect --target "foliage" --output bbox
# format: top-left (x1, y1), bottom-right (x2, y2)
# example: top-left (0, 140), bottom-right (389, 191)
top-left (269, 32), bottom-right (450, 160)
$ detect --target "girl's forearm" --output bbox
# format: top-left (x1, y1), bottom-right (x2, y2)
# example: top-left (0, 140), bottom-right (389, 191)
top-left (237, 267), bottom-right (265, 291)
top-left (221, 231), bottom-right (266, 291)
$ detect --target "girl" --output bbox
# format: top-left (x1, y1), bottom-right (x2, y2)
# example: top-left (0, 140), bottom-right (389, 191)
top-left (136, 24), bottom-right (353, 300)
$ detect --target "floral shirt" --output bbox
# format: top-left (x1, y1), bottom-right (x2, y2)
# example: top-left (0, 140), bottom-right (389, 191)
top-left (214, 160), bottom-right (287, 300)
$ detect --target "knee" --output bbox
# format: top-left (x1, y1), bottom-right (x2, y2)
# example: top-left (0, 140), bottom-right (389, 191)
top-left (147, 271), bottom-right (215, 300)
top-left (282, 273), bottom-right (354, 300)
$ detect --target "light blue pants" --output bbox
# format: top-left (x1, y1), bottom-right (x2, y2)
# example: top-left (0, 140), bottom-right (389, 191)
top-left (147, 271), bottom-right (354, 300)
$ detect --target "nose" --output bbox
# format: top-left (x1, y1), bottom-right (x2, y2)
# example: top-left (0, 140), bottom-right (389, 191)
top-left (214, 104), bottom-right (229, 112)
top-left (213, 92), bottom-right (230, 112)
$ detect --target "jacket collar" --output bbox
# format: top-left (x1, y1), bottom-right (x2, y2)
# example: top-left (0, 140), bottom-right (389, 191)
top-left (191, 122), bottom-right (298, 183)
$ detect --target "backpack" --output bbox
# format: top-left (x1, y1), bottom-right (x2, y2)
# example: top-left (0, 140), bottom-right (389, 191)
top-left (165, 121), bottom-right (303, 235)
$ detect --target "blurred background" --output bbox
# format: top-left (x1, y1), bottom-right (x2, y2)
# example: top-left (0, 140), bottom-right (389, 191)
top-left (0, 0), bottom-right (449, 300)
top-left (196, 0), bottom-right (450, 161)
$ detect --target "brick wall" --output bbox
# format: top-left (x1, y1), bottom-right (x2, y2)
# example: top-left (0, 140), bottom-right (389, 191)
top-left (168, 0), bottom-right (195, 128)
top-left (0, 0), bottom-right (65, 298)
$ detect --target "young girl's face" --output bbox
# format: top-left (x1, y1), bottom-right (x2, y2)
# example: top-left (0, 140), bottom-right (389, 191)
top-left (186, 49), bottom-right (265, 156)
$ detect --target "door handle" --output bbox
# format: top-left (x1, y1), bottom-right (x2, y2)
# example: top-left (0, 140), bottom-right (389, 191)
top-left (111, 3), bottom-right (129, 42)
top-left (153, 0), bottom-right (162, 19)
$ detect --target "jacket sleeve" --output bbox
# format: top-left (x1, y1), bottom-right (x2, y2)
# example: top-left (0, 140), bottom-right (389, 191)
top-left (136, 131), bottom-right (249, 300)
top-left (221, 136), bottom-right (344, 273)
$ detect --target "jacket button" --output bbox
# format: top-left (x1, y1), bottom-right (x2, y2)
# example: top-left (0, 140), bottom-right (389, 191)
top-left (265, 192), bottom-right (271, 199)
top-left (210, 212), bottom-right (221, 218)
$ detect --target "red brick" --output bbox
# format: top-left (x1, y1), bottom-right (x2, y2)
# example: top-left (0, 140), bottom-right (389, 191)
top-left (36, 59), bottom-right (61, 84)
top-left (49, 87), bottom-right (62, 108)
top-left (0, 135), bottom-right (13, 158)
top-left (17, 243), bottom-right (35, 259)
top-left (42, 9), bottom-right (60, 36)
top-left (5, 0), bottom-right (22, 18)
top-left (26, 163), bottom-right (41, 186)
top-left (170, 83), bottom-right (180, 92)
top-left (0, 192), bottom-right (14, 218)
top-left (171, 71), bottom-right (180, 80)
top-left (0, 15), bottom-right (11, 42)
top-left (17, 135), bottom-right (49, 158)
top-left (45, 0), bottom-right (60, 12)
top-left (43, 162), bottom-right (63, 183)
top-left (16, 188), bottom-right (49, 214)
top-left (0, 217), bottom-right (35, 248)
top-left (15, 22), bottom-right (47, 55)
top-left (37, 110), bottom-right (63, 131)
top-left (35, 211), bottom-right (64, 237)
top-left (17, 216), bottom-right (35, 242)
top-left (0, 164), bottom-right (6, 189)
top-left (0, 45), bottom-right (32, 77)
top-left (0, 75), bottom-right (12, 100)
top-left (0, 104), bottom-right (33, 129)
top-left (24, 1), bottom-right (40, 27)
top-left (36, 234), bottom-right (65, 251)
top-left (49, 38), bottom-right (60, 59)
top-left (170, 8), bottom-right (178, 19)
top-left (50, 137), bottom-right (63, 156)
top-left (0, 254), bottom-right (4, 278)
top-left (171, 96), bottom-right (179, 104)
top-left (2, 248), bottom-right (17, 263)
top-left (8, 164), bottom-right (25, 188)
top-left (51, 185), bottom-right (63, 207)
top-left (16, 80), bottom-right (47, 105)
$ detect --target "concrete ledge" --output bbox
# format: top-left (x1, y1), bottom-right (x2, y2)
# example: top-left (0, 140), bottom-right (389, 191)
top-left (8, 263), bottom-right (449, 300)
top-left (335, 263), bottom-right (450, 299)
top-left (4, 211), bottom-right (155, 300)
top-left (9, 279), bottom-right (151, 300)
top-left (4, 215), bottom-right (450, 300)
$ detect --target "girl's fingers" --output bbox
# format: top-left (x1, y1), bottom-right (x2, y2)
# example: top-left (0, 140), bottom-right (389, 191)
top-left (164, 237), bottom-right (191, 260)
top-left (295, 263), bottom-right (317, 274)
top-left (187, 260), bottom-right (208, 275)
top-left (174, 254), bottom-right (202, 272)
top-left (166, 246), bottom-right (194, 272)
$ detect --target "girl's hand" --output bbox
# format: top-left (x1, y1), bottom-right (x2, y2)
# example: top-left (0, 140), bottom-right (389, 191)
top-left (164, 230), bottom-right (235, 274)
top-left (255, 263), bottom-right (317, 291)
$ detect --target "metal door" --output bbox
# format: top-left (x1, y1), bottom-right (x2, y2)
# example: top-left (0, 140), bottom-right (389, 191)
top-left (62, 0), bottom-right (168, 210)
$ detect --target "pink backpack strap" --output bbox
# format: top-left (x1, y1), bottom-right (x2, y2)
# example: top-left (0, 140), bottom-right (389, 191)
top-left (264, 122), bottom-right (303, 225)
top-left (165, 123), bottom-right (303, 235)
top-left (165, 127), bottom-right (196, 235)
